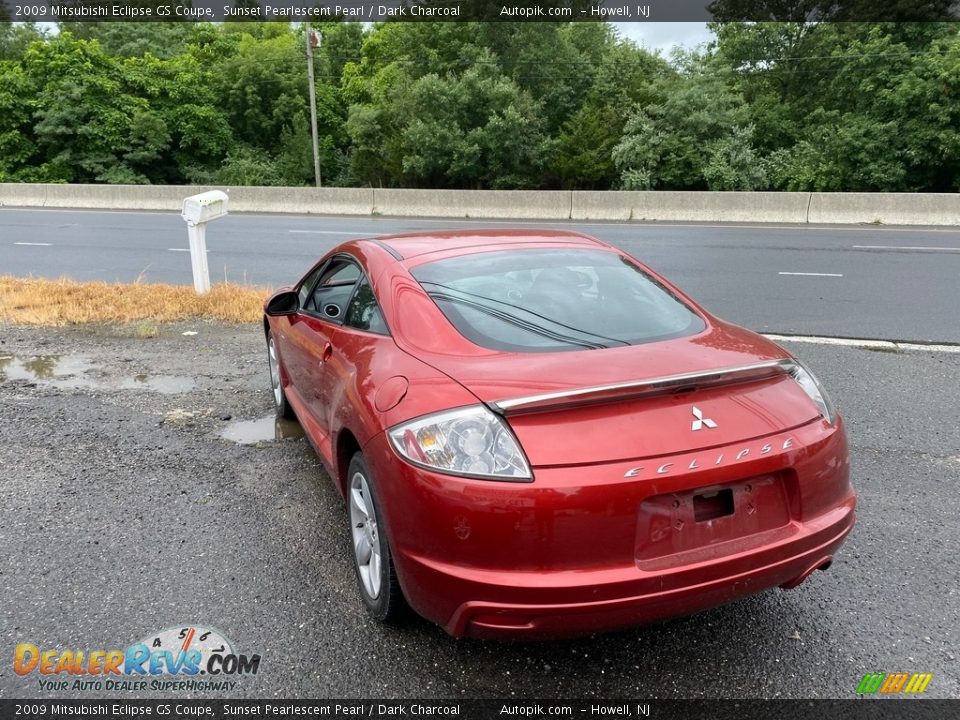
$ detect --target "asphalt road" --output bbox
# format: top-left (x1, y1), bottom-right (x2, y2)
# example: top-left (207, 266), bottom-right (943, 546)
top-left (0, 323), bottom-right (958, 700)
top-left (2, 208), bottom-right (960, 343)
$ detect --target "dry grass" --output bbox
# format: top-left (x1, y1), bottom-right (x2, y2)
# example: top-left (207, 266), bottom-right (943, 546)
top-left (0, 276), bottom-right (270, 326)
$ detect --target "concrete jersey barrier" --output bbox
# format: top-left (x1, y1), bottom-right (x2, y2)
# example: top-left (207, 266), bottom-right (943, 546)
top-left (1, 183), bottom-right (958, 226)
top-left (571, 191), bottom-right (810, 223)
top-left (808, 192), bottom-right (960, 226)
top-left (372, 188), bottom-right (571, 219)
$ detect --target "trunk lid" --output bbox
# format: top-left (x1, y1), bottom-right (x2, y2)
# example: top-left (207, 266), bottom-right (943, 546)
top-left (403, 323), bottom-right (821, 466)
top-left (503, 372), bottom-right (817, 466)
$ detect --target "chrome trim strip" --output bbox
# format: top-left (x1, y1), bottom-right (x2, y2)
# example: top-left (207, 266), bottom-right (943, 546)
top-left (489, 359), bottom-right (793, 414)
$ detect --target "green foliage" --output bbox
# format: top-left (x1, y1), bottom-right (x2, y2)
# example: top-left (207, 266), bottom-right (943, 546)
top-left (0, 62), bottom-right (37, 180)
top-left (713, 21), bottom-right (960, 191)
top-left (613, 67), bottom-right (763, 190)
top-left (57, 22), bottom-right (192, 58)
top-left (340, 22), bottom-right (667, 189)
top-left (276, 112), bottom-right (319, 186)
top-left (211, 31), bottom-right (307, 152)
top-left (552, 101), bottom-right (621, 189)
top-left (398, 58), bottom-right (547, 188)
top-left (0, 21), bottom-right (957, 191)
top-left (548, 35), bottom-right (668, 189)
top-left (9, 32), bottom-right (236, 184)
top-left (311, 21), bottom-right (364, 83)
top-left (702, 125), bottom-right (767, 191)
top-left (0, 21), bottom-right (43, 61)
top-left (345, 55), bottom-right (548, 189)
top-left (476, 22), bottom-right (600, 133)
top-left (23, 34), bottom-right (170, 183)
top-left (210, 146), bottom-right (283, 186)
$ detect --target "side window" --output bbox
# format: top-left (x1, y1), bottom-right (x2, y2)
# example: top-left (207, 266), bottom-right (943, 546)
top-left (297, 264), bottom-right (326, 309)
top-left (344, 277), bottom-right (388, 335)
top-left (305, 259), bottom-right (361, 320)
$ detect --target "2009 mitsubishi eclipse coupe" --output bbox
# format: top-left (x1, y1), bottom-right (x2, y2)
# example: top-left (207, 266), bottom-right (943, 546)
top-left (263, 229), bottom-right (856, 639)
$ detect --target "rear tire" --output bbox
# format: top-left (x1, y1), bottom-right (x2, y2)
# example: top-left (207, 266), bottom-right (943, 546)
top-left (347, 452), bottom-right (403, 622)
top-left (266, 329), bottom-right (295, 419)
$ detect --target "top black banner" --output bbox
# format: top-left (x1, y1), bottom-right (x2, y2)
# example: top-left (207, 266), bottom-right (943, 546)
top-left (4, 0), bottom-right (960, 23)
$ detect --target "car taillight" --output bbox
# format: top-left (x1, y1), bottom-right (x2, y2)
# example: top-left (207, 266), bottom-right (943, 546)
top-left (784, 359), bottom-right (838, 425)
top-left (388, 406), bottom-right (532, 481)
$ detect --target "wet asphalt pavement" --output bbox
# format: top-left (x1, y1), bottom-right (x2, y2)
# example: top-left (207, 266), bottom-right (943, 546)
top-left (0, 322), bottom-right (957, 700)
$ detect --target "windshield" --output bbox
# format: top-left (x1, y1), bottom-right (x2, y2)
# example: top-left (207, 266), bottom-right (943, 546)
top-left (411, 249), bottom-right (706, 352)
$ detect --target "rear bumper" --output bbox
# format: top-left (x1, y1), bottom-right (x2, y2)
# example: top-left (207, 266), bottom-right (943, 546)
top-left (436, 500), bottom-right (853, 639)
top-left (363, 417), bottom-right (856, 639)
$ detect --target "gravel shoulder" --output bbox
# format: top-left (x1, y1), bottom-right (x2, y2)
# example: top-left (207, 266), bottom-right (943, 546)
top-left (1, 322), bottom-right (957, 700)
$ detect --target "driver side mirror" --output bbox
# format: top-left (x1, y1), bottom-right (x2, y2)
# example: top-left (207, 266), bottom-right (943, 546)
top-left (265, 290), bottom-right (299, 316)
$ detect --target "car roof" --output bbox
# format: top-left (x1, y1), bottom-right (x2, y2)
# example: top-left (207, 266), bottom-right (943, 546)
top-left (371, 228), bottom-right (609, 260)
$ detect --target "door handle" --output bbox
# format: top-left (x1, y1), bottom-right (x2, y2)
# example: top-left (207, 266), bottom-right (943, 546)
top-left (319, 342), bottom-right (333, 364)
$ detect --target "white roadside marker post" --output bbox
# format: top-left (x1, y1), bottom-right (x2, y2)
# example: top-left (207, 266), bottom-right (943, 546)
top-left (181, 190), bottom-right (229, 295)
top-left (187, 221), bottom-right (210, 295)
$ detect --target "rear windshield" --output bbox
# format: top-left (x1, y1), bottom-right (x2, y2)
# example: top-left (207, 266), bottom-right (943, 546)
top-left (411, 249), bottom-right (706, 352)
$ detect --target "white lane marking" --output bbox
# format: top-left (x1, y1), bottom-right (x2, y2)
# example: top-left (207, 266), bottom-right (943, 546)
top-left (288, 230), bottom-right (360, 235)
top-left (778, 271), bottom-right (844, 277)
top-left (14, 242), bottom-right (52, 246)
top-left (764, 334), bottom-right (960, 353)
top-left (853, 245), bottom-right (960, 252)
top-left (897, 342), bottom-right (960, 353)
top-left (167, 248), bottom-right (208, 252)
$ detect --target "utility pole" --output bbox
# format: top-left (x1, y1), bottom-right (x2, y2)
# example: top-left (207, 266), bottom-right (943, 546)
top-left (305, 25), bottom-right (322, 187)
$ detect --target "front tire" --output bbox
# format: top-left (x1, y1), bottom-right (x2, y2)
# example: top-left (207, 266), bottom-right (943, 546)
top-left (347, 452), bottom-right (403, 622)
top-left (266, 329), bottom-right (295, 419)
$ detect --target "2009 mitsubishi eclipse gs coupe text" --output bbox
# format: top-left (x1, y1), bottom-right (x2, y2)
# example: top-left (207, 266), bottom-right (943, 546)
top-left (263, 229), bottom-right (856, 639)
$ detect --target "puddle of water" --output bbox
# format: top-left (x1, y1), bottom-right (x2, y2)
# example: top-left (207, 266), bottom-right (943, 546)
top-left (0, 354), bottom-right (194, 394)
top-left (118, 374), bottom-right (196, 394)
top-left (220, 416), bottom-right (305, 445)
top-left (0, 354), bottom-right (98, 388)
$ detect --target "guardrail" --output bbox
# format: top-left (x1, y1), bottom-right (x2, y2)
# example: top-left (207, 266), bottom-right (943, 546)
top-left (1, 184), bottom-right (958, 226)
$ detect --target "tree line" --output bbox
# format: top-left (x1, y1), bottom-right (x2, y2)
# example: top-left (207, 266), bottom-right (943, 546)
top-left (1, 20), bottom-right (958, 191)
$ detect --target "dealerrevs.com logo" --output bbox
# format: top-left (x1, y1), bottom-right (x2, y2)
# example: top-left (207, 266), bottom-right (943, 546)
top-left (14, 625), bottom-right (260, 692)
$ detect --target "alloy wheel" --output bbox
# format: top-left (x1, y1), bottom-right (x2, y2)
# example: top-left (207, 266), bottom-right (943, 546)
top-left (349, 470), bottom-right (382, 599)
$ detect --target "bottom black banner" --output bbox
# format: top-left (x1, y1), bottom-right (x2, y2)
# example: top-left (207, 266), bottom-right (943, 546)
top-left (1, 700), bottom-right (957, 720)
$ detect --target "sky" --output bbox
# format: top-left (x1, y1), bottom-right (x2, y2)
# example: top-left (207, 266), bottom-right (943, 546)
top-left (613, 22), bottom-right (714, 53)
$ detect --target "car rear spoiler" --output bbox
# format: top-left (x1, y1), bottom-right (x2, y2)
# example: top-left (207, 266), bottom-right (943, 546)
top-left (488, 359), bottom-right (795, 416)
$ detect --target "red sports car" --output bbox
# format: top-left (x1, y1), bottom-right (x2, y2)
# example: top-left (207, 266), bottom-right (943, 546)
top-left (263, 229), bottom-right (856, 639)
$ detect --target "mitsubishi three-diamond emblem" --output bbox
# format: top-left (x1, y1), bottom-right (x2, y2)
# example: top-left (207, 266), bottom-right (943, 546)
top-left (691, 406), bottom-right (717, 431)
